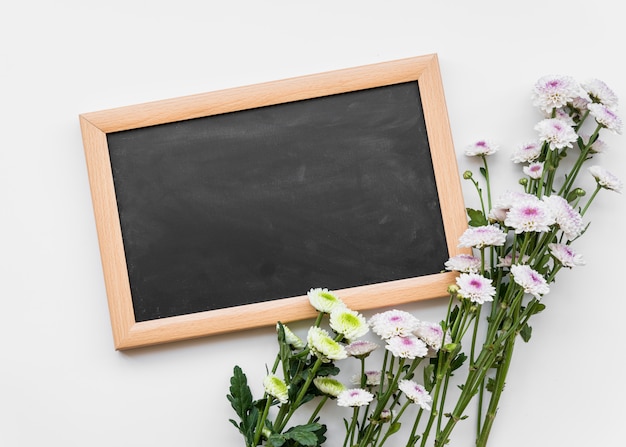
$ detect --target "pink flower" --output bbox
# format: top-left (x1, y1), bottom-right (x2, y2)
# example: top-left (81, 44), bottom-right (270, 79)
top-left (534, 118), bottom-right (578, 150)
top-left (385, 335), bottom-right (428, 359)
top-left (548, 243), bottom-right (585, 268)
top-left (510, 265), bottom-right (549, 298)
top-left (455, 273), bottom-right (496, 304)
top-left (465, 139), bottom-right (499, 156)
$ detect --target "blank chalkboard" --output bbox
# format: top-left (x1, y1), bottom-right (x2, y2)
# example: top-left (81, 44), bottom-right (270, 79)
top-left (79, 54), bottom-right (468, 350)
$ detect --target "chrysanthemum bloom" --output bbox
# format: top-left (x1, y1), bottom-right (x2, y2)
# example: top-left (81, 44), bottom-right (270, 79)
top-left (385, 335), bottom-right (428, 359)
top-left (277, 323), bottom-right (305, 349)
top-left (307, 326), bottom-right (347, 362)
top-left (458, 225), bottom-right (507, 248)
top-left (398, 379), bottom-right (432, 411)
top-left (263, 374), bottom-right (289, 404)
top-left (329, 307), bottom-right (369, 342)
top-left (523, 162), bottom-right (544, 180)
top-left (307, 288), bottom-right (346, 313)
top-left (489, 190), bottom-right (536, 222)
top-left (504, 197), bottom-right (554, 234)
top-left (413, 320), bottom-right (450, 352)
top-left (369, 309), bottom-right (421, 339)
top-left (336, 388), bottom-right (374, 407)
top-left (496, 253), bottom-right (530, 268)
top-left (379, 409), bottom-right (393, 422)
top-left (589, 165), bottom-right (623, 193)
top-left (551, 108), bottom-right (577, 126)
top-left (456, 272), bottom-right (496, 304)
top-left (582, 78), bottom-right (619, 109)
top-left (542, 195), bottom-right (584, 240)
top-left (548, 243), bottom-right (585, 268)
top-left (351, 370), bottom-right (382, 386)
top-left (511, 141), bottom-right (542, 163)
top-left (345, 340), bottom-right (379, 358)
top-left (465, 139), bottom-right (499, 157)
top-left (587, 103), bottom-right (623, 134)
top-left (532, 75), bottom-right (580, 113)
top-left (510, 264), bottom-right (550, 298)
top-left (534, 118), bottom-right (579, 150)
top-left (313, 377), bottom-right (346, 397)
top-left (444, 254), bottom-right (481, 273)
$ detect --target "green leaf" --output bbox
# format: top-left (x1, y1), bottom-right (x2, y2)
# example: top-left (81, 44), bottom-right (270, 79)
top-left (268, 433), bottom-right (287, 447)
top-left (450, 352), bottom-right (468, 372)
top-left (467, 208), bottom-right (488, 227)
top-left (227, 366), bottom-right (253, 418)
top-left (387, 422), bottom-right (402, 436)
top-left (520, 323), bottom-right (533, 342)
top-left (226, 366), bottom-right (258, 445)
top-left (283, 423), bottom-right (324, 446)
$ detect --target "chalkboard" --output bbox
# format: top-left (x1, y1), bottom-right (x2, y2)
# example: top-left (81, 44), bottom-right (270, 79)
top-left (79, 54), bottom-right (468, 350)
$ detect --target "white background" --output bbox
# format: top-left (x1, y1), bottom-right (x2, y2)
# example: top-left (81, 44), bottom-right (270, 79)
top-left (2, 1), bottom-right (624, 446)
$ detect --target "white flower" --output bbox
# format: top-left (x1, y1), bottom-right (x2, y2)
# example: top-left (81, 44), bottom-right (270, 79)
top-left (398, 380), bottom-right (432, 410)
top-left (337, 388), bottom-right (374, 407)
top-left (313, 377), bottom-right (346, 397)
top-left (307, 288), bottom-right (346, 313)
top-left (548, 243), bottom-right (585, 268)
top-left (496, 253), bottom-right (530, 268)
top-left (351, 370), bottom-right (382, 387)
top-left (489, 190), bottom-right (536, 222)
top-left (532, 75), bottom-right (580, 113)
top-left (534, 118), bottom-right (579, 150)
top-left (465, 139), bottom-right (499, 157)
top-left (551, 108), bottom-right (577, 126)
top-left (582, 78), bottom-right (619, 109)
top-left (385, 335), bottom-right (429, 359)
top-left (413, 321), bottom-right (450, 352)
top-left (345, 340), bottom-right (379, 358)
top-left (444, 254), bottom-right (481, 273)
top-left (456, 273), bottom-right (496, 304)
top-left (587, 103), bottom-right (622, 134)
top-left (330, 308), bottom-right (369, 342)
top-left (369, 309), bottom-right (420, 339)
top-left (523, 162), bottom-right (544, 180)
top-left (307, 326), bottom-right (347, 362)
top-left (589, 165), bottom-right (623, 192)
top-left (511, 141), bottom-right (542, 163)
top-left (510, 264), bottom-right (550, 298)
top-left (263, 374), bottom-right (289, 404)
top-left (277, 323), bottom-right (305, 349)
top-left (504, 197), bottom-right (554, 234)
top-left (458, 225), bottom-right (507, 248)
top-left (542, 195), bottom-right (584, 240)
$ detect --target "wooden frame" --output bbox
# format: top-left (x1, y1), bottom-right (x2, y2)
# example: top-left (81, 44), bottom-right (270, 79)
top-left (79, 53), bottom-right (467, 350)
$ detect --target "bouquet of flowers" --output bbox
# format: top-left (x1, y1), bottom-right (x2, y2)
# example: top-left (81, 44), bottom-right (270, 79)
top-left (227, 74), bottom-right (622, 447)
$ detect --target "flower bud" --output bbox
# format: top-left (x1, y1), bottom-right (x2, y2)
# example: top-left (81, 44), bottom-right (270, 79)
top-left (519, 178), bottom-right (528, 186)
top-left (447, 284), bottom-right (459, 295)
top-left (463, 171), bottom-right (473, 179)
top-left (574, 188), bottom-right (586, 197)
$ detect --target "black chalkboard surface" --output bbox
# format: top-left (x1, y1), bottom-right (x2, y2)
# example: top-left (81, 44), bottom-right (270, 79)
top-left (80, 54), bottom-right (468, 349)
top-left (107, 82), bottom-right (446, 322)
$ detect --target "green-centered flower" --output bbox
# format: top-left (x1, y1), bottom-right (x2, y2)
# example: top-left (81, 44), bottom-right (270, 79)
top-left (307, 288), bottom-right (346, 313)
top-left (313, 377), bottom-right (346, 397)
top-left (263, 373), bottom-right (289, 404)
top-left (329, 307), bottom-right (369, 341)
top-left (277, 323), bottom-right (305, 349)
top-left (307, 326), bottom-right (347, 362)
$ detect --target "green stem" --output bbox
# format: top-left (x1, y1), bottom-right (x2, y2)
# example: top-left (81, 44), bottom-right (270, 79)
top-left (252, 395), bottom-right (273, 446)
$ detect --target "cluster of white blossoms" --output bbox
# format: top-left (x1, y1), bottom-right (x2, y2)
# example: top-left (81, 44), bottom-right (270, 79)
top-left (451, 74), bottom-right (623, 308)
top-left (303, 290), bottom-right (440, 413)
